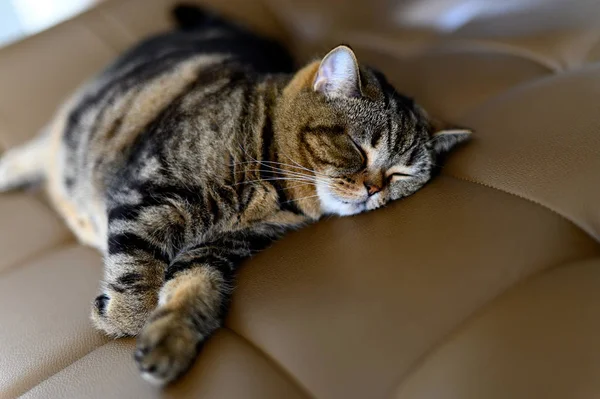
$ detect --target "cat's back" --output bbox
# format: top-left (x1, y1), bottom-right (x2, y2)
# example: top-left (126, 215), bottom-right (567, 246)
top-left (64, 12), bottom-right (293, 157)
top-left (45, 7), bottom-right (293, 249)
top-left (56, 6), bottom-right (293, 182)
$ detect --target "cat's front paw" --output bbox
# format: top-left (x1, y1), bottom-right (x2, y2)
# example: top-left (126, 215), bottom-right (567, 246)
top-left (90, 286), bottom-right (157, 337)
top-left (134, 310), bottom-right (199, 385)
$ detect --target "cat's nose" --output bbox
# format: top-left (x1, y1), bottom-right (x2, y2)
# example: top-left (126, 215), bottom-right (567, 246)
top-left (365, 183), bottom-right (381, 196)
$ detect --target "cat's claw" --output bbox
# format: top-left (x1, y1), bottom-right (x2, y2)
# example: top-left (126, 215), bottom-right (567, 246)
top-left (134, 311), bottom-right (199, 385)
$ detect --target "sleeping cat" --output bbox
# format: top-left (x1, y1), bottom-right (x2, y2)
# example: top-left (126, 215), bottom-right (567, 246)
top-left (0, 4), bottom-right (470, 385)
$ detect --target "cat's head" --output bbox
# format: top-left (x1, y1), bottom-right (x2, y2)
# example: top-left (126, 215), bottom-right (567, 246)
top-left (278, 45), bottom-right (471, 216)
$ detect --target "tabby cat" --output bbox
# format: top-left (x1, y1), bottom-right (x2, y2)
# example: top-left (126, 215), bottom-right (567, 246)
top-left (0, 5), bottom-right (470, 384)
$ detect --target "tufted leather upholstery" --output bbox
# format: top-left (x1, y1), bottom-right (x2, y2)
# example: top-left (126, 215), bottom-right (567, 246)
top-left (1, 0), bottom-right (599, 398)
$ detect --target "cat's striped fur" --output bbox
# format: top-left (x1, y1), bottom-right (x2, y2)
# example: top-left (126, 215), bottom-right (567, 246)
top-left (0, 5), bottom-right (470, 384)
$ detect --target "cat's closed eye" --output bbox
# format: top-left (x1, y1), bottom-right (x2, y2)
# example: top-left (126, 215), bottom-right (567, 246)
top-left (349, 137), bottom-right (367, 169)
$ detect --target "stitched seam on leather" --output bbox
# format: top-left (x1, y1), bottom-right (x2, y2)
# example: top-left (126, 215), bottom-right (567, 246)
top-left (388, 254), bottom-right (600, 398)
top-left (16, 340), bottom-right (113, 398)
top-left (444, 173), bottom-right (598, 242)
top-left (331, 34), bottom-right (560, 73)
top-left (438, 39), bottom-right (563, 72)
top-left (95, 7), bottom-right (139, 46)
top-left (333, 38), bottom-right (558, 124)
top-left (461, 62), bottom-right (600, 121)
top-left (0, 237), bottom-right (75, 277)
top-left (73, 16), bottom-right (121, 60)
top-left (20, 329), bottom-right (316, 398)
top-left (224, 327), bottom-right (316, 399)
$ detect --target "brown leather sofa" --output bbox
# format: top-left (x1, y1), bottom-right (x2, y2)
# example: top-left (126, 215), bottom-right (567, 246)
top-left (1, 0), bottom-right (599, 397)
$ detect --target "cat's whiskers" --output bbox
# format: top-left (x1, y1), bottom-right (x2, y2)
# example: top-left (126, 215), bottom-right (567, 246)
top-left (244, 160), bottom-right (355, 195)
top-left (233, 145), bottom-right (336, 185)
top-left (272, 169), bottom-right (355, 196)
top-left (281, 182), bottom-right (314, 190)
top-left (236, 174), bottom-right (355, 198)
top-left (261, 167), bottom-right (337, 188)
top-left (280, 171), bottom-right (356, 196)
top-left (235, 159), bottom-right (352, 194)
top-left (228, 159), bottom-right (331, 180)
top-left (276, 160), bottom-right (331, 179)
top-left (278, 150), bottom-right (324, 176)
top-left (284, 175), bottom-right (355, 196)
top-left (232, 176), bottom-right (317, 186)
top-left (281, 194), bottom-right (321, 205)
top-left (237, 175), bottom-right (332, 193)
top-left (231, 144), bottom-right (331, 179)
top-left (232, 144), bottom-right (355, 195)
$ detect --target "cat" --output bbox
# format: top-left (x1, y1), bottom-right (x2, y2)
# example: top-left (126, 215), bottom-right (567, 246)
top-left (0, 4), bottom-right (470, 385)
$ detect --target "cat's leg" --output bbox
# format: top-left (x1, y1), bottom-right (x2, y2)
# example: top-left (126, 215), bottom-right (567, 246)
top-left (133, 231), bottom-right (272, 385)
top-left (91, 203), bottom-right (185, 337)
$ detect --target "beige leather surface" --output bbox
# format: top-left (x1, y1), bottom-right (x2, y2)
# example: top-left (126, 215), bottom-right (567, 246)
top-left (22, 331), bottom-right (309, 399)
top-left (0, 247), bottom-right (108, 398)
top-left (1, 0), bottom-right (599, 398)
top-left (0, 193), bottom-right (69, 272)
top-left (395, 258), bottom-right (600, 399)
top-left (449, 67), bottom-right (600, 240)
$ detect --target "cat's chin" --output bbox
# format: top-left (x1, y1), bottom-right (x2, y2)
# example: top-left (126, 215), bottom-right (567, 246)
top-left (316, 184), bottom-right (367, 216)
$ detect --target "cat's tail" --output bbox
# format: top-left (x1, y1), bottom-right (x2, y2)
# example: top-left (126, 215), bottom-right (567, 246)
top-left (0, 133), bottom-right (50, 191)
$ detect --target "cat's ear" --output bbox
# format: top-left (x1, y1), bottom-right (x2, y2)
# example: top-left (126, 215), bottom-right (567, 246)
top-left (313, 45), bottom-right (361, 98)
top-left (430, 129), bottom-right (472, 154)
top-left (422, 111), bottom-right (472, 154)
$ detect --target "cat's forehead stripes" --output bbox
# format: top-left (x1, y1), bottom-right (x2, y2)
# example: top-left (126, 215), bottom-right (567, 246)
top-left (365, 140), bottom-right (395, 168)
top-left (364, 138), bottom-right (421, 175)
